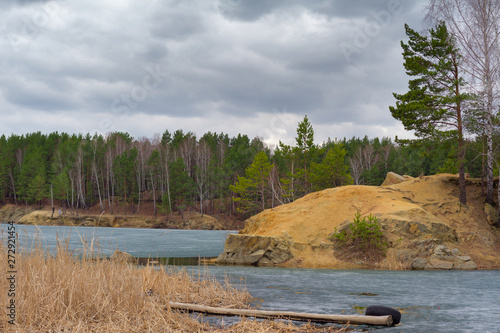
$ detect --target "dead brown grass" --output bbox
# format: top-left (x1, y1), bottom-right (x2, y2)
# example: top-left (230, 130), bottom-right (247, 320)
top-left (0, 236), bottom-right (346, 332)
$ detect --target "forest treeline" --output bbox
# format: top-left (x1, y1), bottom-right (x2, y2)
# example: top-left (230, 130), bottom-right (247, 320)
top-left (0, 116), bottom-right (488, 219)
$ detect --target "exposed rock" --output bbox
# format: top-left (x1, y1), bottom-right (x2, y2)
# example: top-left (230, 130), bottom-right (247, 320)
top-left (409, 244), bottom-right (478, 270)
top-left (221, 174), bottom-right (500, 269)
top-left (433, 245), bottom-right (450, 256)
top-left (186, 213), bottom-right (225, 230)
top-left (396, 249), bottom-right (413, 263)
top-left (381, 172), bottom-right (406, 186)
top-left (389, 219), bottom-right (458, 242)
top-left (9, 206), bottom-right (228, 230)
top-left (216, 234), bottom-right (293, 266)
top-left (430, 223), bottom-right (458, 242)
top-left (394, 220), bottom-right (430, 236)
top-left (456, 261), bottom-right (477, 270)
top-left (154, 212), bottom-right (225, 230)
top-left (413, 239), bottom-right (441, 255)
top-left (426, 259), bottom-right (453, 270)
top-left (0, 204), bottom-right (36, 221)
top-left (110, 250), bottom-right (136, 264)
top-left (411, 257), bottom-right (428, 270)
top-left (484, 203), bottom-right (498, 226)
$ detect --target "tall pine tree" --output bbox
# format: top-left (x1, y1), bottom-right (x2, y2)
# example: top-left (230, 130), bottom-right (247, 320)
top-left (390, 22), bottom-right (471, 204)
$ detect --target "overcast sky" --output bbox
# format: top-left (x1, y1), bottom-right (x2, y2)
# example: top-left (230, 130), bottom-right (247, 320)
top-left (1, 0), bottom-right (427, 147)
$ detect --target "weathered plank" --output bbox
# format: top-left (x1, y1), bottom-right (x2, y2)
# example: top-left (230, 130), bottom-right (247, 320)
top-left (168, 302), bottom-right (393, 326)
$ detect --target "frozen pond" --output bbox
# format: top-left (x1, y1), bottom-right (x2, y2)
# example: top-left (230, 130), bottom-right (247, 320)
top-left (2, 223), bottom-right (499, 332)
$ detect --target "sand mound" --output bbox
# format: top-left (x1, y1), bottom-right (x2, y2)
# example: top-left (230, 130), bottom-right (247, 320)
top-left (221, 174), bottom-right (500, 269)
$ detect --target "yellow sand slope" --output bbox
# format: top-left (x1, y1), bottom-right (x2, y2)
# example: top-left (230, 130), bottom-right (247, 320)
top-left (235, 174), bottom-right (500, 269)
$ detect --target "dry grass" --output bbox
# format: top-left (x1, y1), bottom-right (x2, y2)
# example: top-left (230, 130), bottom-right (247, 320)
top-left (0, 235), bottom-right (347, 332)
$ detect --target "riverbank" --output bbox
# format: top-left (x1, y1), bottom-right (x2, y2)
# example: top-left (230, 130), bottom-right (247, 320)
top-left (217, 174), bottom-right (500, 270)
top-left (0, 204), bottom-right (244, 230)
top-left (0, 241), bottom-right (346, 332)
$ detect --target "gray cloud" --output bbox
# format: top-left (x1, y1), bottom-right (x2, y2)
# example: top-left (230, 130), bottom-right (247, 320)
top-left (0, 0), bottom-right (426, 144)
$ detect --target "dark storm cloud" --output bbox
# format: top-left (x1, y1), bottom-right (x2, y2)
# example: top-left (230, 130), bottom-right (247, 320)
top-left (0, 0), bottom-right (427, 143)
top-left (216, 0), bottom-right (407, 21)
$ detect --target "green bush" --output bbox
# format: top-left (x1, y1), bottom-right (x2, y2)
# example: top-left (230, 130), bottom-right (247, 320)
top-left (332, 211), bottom-right (387, 255)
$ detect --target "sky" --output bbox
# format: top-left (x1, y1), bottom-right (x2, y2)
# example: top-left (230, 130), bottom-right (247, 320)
top-left (0, 0), bottom-right (427, 147)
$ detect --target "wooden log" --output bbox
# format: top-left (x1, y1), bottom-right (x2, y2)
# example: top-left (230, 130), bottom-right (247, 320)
top-left (168, 302), bottom-right (393, 326)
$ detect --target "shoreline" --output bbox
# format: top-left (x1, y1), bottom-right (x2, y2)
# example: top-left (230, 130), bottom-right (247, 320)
top-left (0, 204), bottom-right (243, 230)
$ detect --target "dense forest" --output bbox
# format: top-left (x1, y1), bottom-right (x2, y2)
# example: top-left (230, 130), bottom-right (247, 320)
top-left (0, 115), bottom-right (490, 219)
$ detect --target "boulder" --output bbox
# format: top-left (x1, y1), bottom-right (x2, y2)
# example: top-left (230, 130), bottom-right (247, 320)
top-left (381, 172), bottom-right (406, 186)
top-left (411, 257), bottom-right (428, 270)
top-left (410, 244), bottom-right (477, 270)
top-left (484, 203), bottom-right (498, 226)
top-left (455, 255), bottom-right (471, 262)
top-left (216, 234), bottom-right (293, 266)
top-left (425, 258), bottom-right (453, 270)
top-left (433, 245), bottom-right (450, 256)
top-left (456, 261), bottom-right (477, 270)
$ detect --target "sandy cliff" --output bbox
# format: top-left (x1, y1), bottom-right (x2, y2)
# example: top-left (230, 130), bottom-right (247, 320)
top-left (0, 206), bottom-right (226, 230)
top-left (217, 174), bottom-right (500, 269)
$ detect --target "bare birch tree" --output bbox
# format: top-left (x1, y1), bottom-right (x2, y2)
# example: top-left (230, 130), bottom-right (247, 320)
top-left (349, 148), bottom-right (364, 185)
top-left (135, 137), bottom-right (152, 214)
top-left (194, 139), bottom-right (212, 215)
top-left (179, 134), bottom-right (195, 177)
top-left (105, 145), bottom-right (115, 214)
top-left (160, 140), bottom-right (173, 217)
top-left (75, 143), bottom-right (86, 213)
top-left (426, 0), bottom-right (500, 204)
top-left (91, 138), bottom-right (104, 213)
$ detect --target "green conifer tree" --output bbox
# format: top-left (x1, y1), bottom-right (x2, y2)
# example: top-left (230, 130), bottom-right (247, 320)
top-left (230, 151), bottom-right (273, 214)
top-left (389, 22), bottom-right (471, 204)
top-left (310, 144), bottom-right (353, 191)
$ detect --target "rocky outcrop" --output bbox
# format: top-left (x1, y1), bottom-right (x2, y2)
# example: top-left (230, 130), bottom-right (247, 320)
top-left (5, 205), bottom-right (226, 230)
top-left (381, 172), bottom-right (407, 186)
top-left (221, 174), bottom-right (500, 269)
top-left (484, 203), bottom-right (498, 226)
top-left (155, 213), bottom-right (225, 230)
top-left (410, 245), bottom-right (477, 270)
top-left (0, 205), bottom-right (36, 222)
top-left (387, 218), bottom-right (458, 242)
top-left (216, 234), bottom-right (293, 266)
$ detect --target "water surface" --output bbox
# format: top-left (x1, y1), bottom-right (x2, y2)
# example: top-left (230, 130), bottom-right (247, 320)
top-left (185, 265), bottom-right (500, 333)
top-left (2, 224), bottom-right (499, 332)
top-left (0, 223), bottom-right (235, 258)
